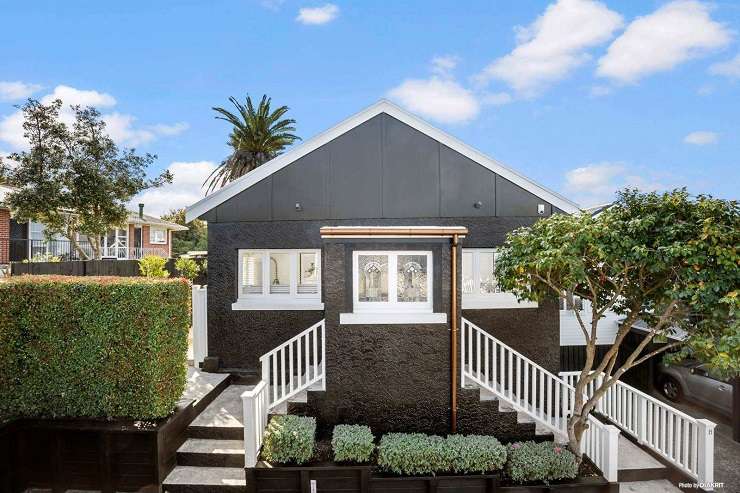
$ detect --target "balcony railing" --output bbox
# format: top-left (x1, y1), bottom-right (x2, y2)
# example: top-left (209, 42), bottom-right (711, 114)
top-left (3, 239), bottom-right (167, 262)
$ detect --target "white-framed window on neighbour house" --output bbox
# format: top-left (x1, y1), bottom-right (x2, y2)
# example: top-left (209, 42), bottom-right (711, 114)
top-left (233, 249), bottom-right (323, 310)
top-left (461, 248), bottom-right (538, 309)
top-left (339, 250), bottom-right (446, 325)
top-left (150, 227), bottom-right (167, 244)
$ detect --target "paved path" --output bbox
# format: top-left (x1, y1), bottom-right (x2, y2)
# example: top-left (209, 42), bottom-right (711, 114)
top-left (620, 479), bottom-right (683, 492)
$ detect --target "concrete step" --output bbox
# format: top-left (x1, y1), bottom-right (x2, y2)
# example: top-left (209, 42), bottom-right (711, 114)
top-left (163, 465), bottom-right (246, 493)
top-left (188, 385), bottom-right (252, 440)
top-left (177, 438), bottom-right (245, 468)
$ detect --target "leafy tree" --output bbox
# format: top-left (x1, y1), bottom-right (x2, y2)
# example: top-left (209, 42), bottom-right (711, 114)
top-left (161, 208), bottom-right (207, 255)
top-left (206, 94), bottom-right (300, 192)
top-left (0, 99), bottom-right (171, 259)
top-left (495, 189), bottom-right (739, 457)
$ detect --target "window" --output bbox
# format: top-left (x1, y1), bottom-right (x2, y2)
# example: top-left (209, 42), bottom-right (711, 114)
top-left (462, 249), bottom-right (537, 309)
top-left (150, 227), bottom-right (167, 244)
top-left (234, 249), bottom-right (322, 310)
top-left (341, 251), bottom-right (445, 324)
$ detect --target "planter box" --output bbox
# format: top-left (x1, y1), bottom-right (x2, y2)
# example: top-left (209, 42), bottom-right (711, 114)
top-left (247, 463), bottom-right (617, 493)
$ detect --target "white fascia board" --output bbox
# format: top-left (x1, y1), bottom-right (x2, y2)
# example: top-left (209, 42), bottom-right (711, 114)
top-left (185, 100), bottom-right (581, 222)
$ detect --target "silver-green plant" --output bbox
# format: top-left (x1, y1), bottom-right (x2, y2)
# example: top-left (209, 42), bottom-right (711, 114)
top-left (442, 435), bottom-right (507, 474)
top-left (506, 441), bottom-right (578, 483)
top-left (332, 424), bottom-right (375, 463)
top-left (378, 433), bottom-right (447, 475)
top-left (261, 415), bottom-right (316, 464)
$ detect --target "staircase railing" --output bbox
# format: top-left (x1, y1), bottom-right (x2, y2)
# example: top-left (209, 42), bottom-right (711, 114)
top-left (242, 319), bottom-right (326, 467)
top-left (461, 318), bottom-right (620, 482)
top-left (560, 371), bottom-right (716, 487)
top-left (260, 319), bottom-right (326, 409)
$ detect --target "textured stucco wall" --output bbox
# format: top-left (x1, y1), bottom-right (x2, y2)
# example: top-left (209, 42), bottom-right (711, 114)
top-left (206, 216), bottom-right (560, 374)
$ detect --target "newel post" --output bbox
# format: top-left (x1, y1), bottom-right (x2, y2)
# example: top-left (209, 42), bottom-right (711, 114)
top-left (601, 424), bottom-right (620, 482)
top-left (637, 395), bottom-right (647, 444)
top-left (696, 418), bottom-right (716, 489)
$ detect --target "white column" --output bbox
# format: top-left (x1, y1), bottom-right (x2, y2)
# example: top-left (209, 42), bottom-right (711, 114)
top-left (696, 418), bottom-right (716, 490)
top-left (637, 395), bottom-right (647, 444)
top-left (242, 383), bottom-right (267, 468)
top-left (191, 285), bottom-right (208, 368)
top-left (601, 424), bottom-right (621, 483)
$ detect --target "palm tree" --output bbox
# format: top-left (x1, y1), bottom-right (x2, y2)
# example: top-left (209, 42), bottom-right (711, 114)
top-left (206, 95), bottom-right (300, 192)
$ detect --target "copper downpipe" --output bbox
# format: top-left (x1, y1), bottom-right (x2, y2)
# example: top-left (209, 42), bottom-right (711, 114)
top-left (451, 234), bottom-right (459, 433)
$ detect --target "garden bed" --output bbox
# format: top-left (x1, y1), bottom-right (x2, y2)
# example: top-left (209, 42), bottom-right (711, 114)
top-left (247, 439), bottom-right (616, 493)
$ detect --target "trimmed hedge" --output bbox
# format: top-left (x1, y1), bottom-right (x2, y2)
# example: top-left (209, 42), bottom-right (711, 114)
top-left (507, 441), bottom-right (578, 483)
top-left (332, 424), bottom-right (374, 463)
top-left (378, 432), bottom-right (508, 475)
top-left (378, 433), bottom-right (446, 475)
top-left (443, 435), bottom-right (507, 474)
top-left (0, 276), bottom-right (190, 421)
top-left (262, 415), bottom-right (316, 464)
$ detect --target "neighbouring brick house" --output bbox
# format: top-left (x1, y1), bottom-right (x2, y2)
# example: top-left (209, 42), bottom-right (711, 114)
top-left (0, 185), bottom-right (187, 264)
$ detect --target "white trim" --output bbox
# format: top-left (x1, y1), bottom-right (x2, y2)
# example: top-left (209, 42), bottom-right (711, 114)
top-left (339, 312), bottom-right (447, 325)
top-left (150, 226), bottom-right (167, 244)
top-left (352, 250), bottom-right (433, 313)
top-left (461, 248), bottom-right (538, 309)
top-left (185, 100), bottom-right (581, 222)
top-left (235, 249), bottom-right (321, 310)
top-left (232, 300), bottom-right (324, 311)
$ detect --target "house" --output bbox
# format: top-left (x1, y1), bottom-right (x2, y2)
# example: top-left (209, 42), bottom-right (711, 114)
top-left (185, 100), bottom-right (589, 441)
top-left (0, 187), bottom-right (187, 264)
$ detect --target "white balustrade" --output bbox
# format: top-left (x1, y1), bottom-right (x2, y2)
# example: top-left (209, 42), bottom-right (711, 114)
top-left (191, 285), bottom-right (208, 368)
top-left (461, 317), bottom-right (620, 483)
top-left (242, 381), bottom-right (270, 468)
top-left (560, 371), bottom-right (716, 488)
top-left (242, 319), bottom-right (326, 467)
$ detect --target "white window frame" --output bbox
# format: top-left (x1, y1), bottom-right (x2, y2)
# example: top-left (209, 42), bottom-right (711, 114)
top-left (233, 249), bottom-right (323, 311)
top-left (461, 248), bottom-right (538, 309)
top-left (150, 227), bottom-right (167, 244)
top-left (341, 250), bottom-right (446, 324)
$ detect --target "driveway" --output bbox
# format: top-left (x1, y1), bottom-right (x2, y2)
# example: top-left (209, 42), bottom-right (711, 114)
top-left (650, 389), bottom-right (738, 492)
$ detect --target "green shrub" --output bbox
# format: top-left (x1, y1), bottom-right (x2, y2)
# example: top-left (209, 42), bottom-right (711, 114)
top-left (442, 435), bottom-right (507, 473)
top-left (332, 424), bottom-right (374, 463)
top-left (261, 415), bottom-right (316, 464)
top-left (0, 276), bottom-right (190, 421)
top-left (175, 256), bottom-right (200, 281)
top-left (139, 255), bottom-right (169, 277)
top-left (506, 441), bottom-right (578, 483)
top-left (378, 433), bottom-right (447, 475)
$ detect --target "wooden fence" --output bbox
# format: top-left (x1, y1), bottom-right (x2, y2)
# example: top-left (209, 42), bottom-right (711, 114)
top-left (10, 258), bottom-right (207, 285)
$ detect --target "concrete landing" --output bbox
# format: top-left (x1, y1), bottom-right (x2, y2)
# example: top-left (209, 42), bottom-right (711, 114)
top-left (190, 385), bottom-right (252, 429)
top-left (618, 436), bottom-right (665, 470)
top-left (619, 479), bottom-right (682, 492)
top-left (180, 367), bottom-right (230, 407)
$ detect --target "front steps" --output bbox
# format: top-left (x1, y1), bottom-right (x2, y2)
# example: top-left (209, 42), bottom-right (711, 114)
top-left (164, 385), bottom-right (251, 493)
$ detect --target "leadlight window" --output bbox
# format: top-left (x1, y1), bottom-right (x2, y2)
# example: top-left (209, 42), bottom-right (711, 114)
top-left (353, 251), bottom-right (433, 313)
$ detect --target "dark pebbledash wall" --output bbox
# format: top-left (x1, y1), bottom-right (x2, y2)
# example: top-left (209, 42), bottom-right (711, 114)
top-left (207, 217), bottom-right (559, 372)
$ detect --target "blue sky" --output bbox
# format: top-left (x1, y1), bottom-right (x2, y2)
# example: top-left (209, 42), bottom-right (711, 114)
top-left (1, 0), bottom-right (738, 214)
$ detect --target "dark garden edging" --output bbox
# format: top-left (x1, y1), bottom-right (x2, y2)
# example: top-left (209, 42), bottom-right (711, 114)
top-left (246, 464), bottom-right (617, 493)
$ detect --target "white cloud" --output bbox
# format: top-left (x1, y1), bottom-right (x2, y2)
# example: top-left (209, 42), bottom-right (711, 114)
top-left (40, 85), bottom-right (117, 108)
top-left (0, 84), bottom-right (187, 150)
top-left (476, 0), bottom-right (623, 96)
top-left (388, 77), bottom-right (480, 124)
top-left (0, 81), bottom-right (43, 101)
top-left (684, 131), bottom-right (718, 145)
top-left (482, 92), bottom-right (513, 106)
top-left (131, 161), bottom-right (218, 217)
top-left (431, 55), bottom-right (460, 77)
top-left (697, 84), bottom-right (714, 96)
top-left (597, 1), bottom-right (732, 83)
top-left (709, 53), bottom-right (740, 79)
top-left (296, 4), bottom-right (339, 25)
top-left (564, 161), bottom-right (678, 206)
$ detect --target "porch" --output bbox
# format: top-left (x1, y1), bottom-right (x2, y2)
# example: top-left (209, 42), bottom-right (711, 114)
top-left (4, 237), bottom-right (167, 261)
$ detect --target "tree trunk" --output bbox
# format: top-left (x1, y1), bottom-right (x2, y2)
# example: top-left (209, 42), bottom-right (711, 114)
top-left (567, 414), bottom-right (588, 462)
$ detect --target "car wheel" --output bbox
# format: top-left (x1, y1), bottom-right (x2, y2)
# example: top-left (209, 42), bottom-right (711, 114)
top-left (660, 376), bottom-right (682, 402)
